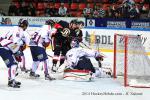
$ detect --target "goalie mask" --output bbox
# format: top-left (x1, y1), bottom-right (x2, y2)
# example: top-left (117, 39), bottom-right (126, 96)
top-left (61, 28), bottom-right (70, 37)
top-left (71, 39), bottom-right (79, 48)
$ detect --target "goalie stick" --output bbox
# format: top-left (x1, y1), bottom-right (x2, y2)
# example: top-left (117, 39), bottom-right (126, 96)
top-left (80, 41), bottom-right (92, 49)
top-left (80, 42), bottom-right (106, 57)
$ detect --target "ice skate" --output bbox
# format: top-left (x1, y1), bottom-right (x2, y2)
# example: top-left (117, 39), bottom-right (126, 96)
top-left (45, 74), bottom-right (55, 80)
top-left (8, 79), bottom-right (21, 88)
top-left (21, 67), bottom-right (31, 73)
top-left (20, 67), bottom-right (26, 71)
top-left (29, 71), bottom-right (40, 78)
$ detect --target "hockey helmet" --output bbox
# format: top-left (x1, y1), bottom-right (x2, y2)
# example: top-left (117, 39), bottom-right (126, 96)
top-left (77, 20), bottom-right (84, 29)
top-left (18, 19), bottom-right (28, 28)
top-left (70, 19), bottom-right (78, 24)
top-left (45, 19), bottom-right (55, 27)
top-left (70, 39), bottom-right (79, 48)
top-left (70, 19), bottom-right (78, 29)
top-left (77, 21), bottom-right (84, 26)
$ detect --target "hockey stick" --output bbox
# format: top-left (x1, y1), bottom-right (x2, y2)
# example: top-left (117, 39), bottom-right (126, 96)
top-left (80, 41), bottom-right (106, 57)
top-left (47, 54), bottom-right (66, 60)
top-left (96, 41), bottom-right (102, 68)
top-left (80, 41), bottom-right (92, 49)
top-left (47, 54), bottom-right (53, 58)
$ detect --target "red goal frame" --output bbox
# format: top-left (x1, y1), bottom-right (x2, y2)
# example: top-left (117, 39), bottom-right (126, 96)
top-left (113, 34), bottom-right (150, 88)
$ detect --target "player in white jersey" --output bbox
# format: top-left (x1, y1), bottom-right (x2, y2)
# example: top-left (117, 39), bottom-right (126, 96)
top-left (29, 19), bottom-right (56, 80)
top-left (0, 19), bottom-right (29, 88)
top-left (4, 20), bottom-right (30, 73)
top-left (64, 39), bottom-right (112, 78)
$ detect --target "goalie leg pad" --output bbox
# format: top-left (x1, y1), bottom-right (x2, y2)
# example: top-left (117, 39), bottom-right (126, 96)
top-left (63, 69), bottom-right (92, 82)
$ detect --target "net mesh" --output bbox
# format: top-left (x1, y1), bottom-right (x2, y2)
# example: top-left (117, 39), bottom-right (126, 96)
top-left (115, 34), bottom-right (150, 87)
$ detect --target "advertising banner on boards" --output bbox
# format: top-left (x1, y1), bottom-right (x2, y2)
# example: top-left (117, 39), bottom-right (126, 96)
top-left (86, 18), bottom-right (150, 29)
top-left (0, 16), bottom-right (85, 26)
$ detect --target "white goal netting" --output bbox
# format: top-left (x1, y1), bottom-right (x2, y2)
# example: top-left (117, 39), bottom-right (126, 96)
top-left (114, 34), bottom-right (150, 88)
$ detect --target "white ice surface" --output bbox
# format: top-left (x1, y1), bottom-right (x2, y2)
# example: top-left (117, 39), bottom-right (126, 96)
top-left (0, 49), bottom-right (150, 100)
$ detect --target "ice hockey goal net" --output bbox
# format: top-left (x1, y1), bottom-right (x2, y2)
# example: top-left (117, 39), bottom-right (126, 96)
top-left (113, 34), bottom-right (150, 88)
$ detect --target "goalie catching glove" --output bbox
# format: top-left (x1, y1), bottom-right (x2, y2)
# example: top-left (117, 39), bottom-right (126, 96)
top-left (42, 42), bottom-right (50, 48)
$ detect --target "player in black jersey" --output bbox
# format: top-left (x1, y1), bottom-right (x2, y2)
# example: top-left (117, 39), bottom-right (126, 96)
top-left (51, 19), bottom-right (79, 72)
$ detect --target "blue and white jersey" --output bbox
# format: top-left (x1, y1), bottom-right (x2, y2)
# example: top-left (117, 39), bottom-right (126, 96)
top-left (0, 26), bottom-right (30, 53)
top-left (29, 25), bottom-right (57, 48)
top-left (66, 47), bottom-right (100, 68)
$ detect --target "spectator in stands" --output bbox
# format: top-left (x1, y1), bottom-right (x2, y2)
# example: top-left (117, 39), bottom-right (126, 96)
top-left (139, 3), bottom-right (149, 19)
top-left (98, 4), bottom-right (106, 18)
top-left (50, 3), bottom-right (58, 17)
top-left (123, 0), bottom-right (135, 5)
top-left (27, 3), bottom-right (36, 16)
top-left (18, 2), bottom-right (29, 16)
top-left (44, 3), bottom-right (58, 17)
top-left (93, 5), bottom-right (100, 18)
top-left (83, 3), bottom-right (93, 18)
top-left (44, 3), bottom-right (51, 17)
top-left (109, 0), bottom-right (118, 3)
top-left (120, 1), bottom-right (131, 18)
top-left (0, 9), bottom-right (6, 16)
top-left (8, 2), bottom-right (18, 16)
top-left (44, 0), bottom-right (53, 2)
top-left (58, 3), bottom-right (68, 17)
top-left (108, 4), bottom-right (121, 18)
top-left (129, 4), bottom-right (140, 19)
top-left (148, 10), bottom-right (150, 18)
top-left (144, 0), bottom-right (149, 3)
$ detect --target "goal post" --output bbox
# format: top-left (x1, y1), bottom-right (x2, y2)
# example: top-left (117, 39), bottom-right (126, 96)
top-left (113, 33), bottom-right (150, 88)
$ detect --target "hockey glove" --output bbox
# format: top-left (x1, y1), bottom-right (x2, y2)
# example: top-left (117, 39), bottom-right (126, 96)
top-left (42, 42), bottom-right (50, 48)
top-left (14, 55), bottom-right (22, 62)
top-left (20, 44), bottom-right (26, 51)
